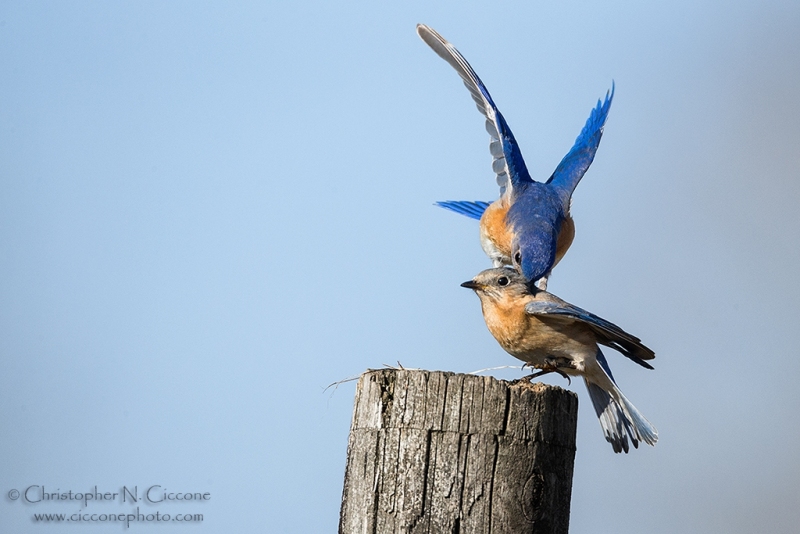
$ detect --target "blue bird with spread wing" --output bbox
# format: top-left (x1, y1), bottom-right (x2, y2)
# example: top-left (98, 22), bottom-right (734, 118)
top-left (417, 24), bottom-right (613, 289)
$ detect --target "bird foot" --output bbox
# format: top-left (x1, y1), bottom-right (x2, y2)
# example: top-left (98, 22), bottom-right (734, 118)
top-left (519, 360), bottom-right (572, 385)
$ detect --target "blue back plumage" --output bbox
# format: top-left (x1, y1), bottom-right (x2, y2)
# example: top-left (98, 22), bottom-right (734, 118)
top-left (434, 200), bottom-right (490, 220)
top-left (546, 83), bottom-right (615, 203)
top-left (506, 182), bottom-right (563, 281)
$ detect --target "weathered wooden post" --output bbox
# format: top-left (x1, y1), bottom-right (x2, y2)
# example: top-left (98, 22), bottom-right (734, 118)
top-left (339, 369), bottom-right (578, 534)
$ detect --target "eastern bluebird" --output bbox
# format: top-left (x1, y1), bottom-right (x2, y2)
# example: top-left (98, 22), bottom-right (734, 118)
top-left (417, 24), bottom-right (613, 289)
top-left (461, 267), bottom-right (657, 453)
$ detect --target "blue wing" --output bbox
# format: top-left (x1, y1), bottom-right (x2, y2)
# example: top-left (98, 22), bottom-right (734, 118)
top-left (434, 200), bottom-right (491, 220)
top-left (417, 24), bottom-right (533, 195)
top-left (524, 296), bottom-right (654, 369)
top-left (546, 83), bottom-right (614, 201)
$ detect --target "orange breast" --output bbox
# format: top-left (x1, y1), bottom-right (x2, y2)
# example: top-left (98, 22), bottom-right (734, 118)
top-left (479, 199), bottom-right (514, 264)
top-left (553, 215), bottom-right (575, 268)
top-left (481, 296), bottom-right (529, 351)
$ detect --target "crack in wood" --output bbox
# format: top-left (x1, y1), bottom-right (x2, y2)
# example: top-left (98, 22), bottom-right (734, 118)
top-left (340, 369), bottom-right (577, 534)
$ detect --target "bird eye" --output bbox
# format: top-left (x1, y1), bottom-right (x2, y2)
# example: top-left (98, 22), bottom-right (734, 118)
top-left (497, 276), bottom-right (509, 287)
top-left (514, 252), bottom-right (521, 265)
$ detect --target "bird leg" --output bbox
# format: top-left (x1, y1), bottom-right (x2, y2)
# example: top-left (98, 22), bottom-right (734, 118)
top-left (519, 359), bottom-right (572, 385)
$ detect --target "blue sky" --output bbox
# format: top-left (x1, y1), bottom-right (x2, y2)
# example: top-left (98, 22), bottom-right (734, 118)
top-left (2, 1), bottom-right (799, 532)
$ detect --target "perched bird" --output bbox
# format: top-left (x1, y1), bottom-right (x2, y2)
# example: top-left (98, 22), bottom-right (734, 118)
top-left (461, 267), bottom-right (657, 453)
top-left (418, 24), bottom-right (613, 289)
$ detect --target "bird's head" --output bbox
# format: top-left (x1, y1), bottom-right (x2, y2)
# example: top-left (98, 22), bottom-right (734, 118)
top-left (461, 267), bottom-right (535, 303)
top-left (511, 240), bottom-right (555, 286)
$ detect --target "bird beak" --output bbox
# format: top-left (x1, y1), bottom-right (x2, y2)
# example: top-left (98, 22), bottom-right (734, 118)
top-left (460, 280), bottom-right (481, 290)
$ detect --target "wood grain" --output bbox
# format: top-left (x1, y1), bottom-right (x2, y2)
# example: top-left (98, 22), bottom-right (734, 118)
top-left (339, 369), bottom-right (578, 534)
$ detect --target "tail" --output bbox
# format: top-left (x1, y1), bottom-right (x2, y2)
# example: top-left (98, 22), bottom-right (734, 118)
top-left (434, 200), bottom-right (491, 220)
top-left (584, 349), bottom-right (658, 453)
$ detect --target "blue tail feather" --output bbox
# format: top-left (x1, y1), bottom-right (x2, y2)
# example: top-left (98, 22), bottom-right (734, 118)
top-left (587, 349), bottom-right (658, 453)
top-left (435, 200), bottom-right (491, 220)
